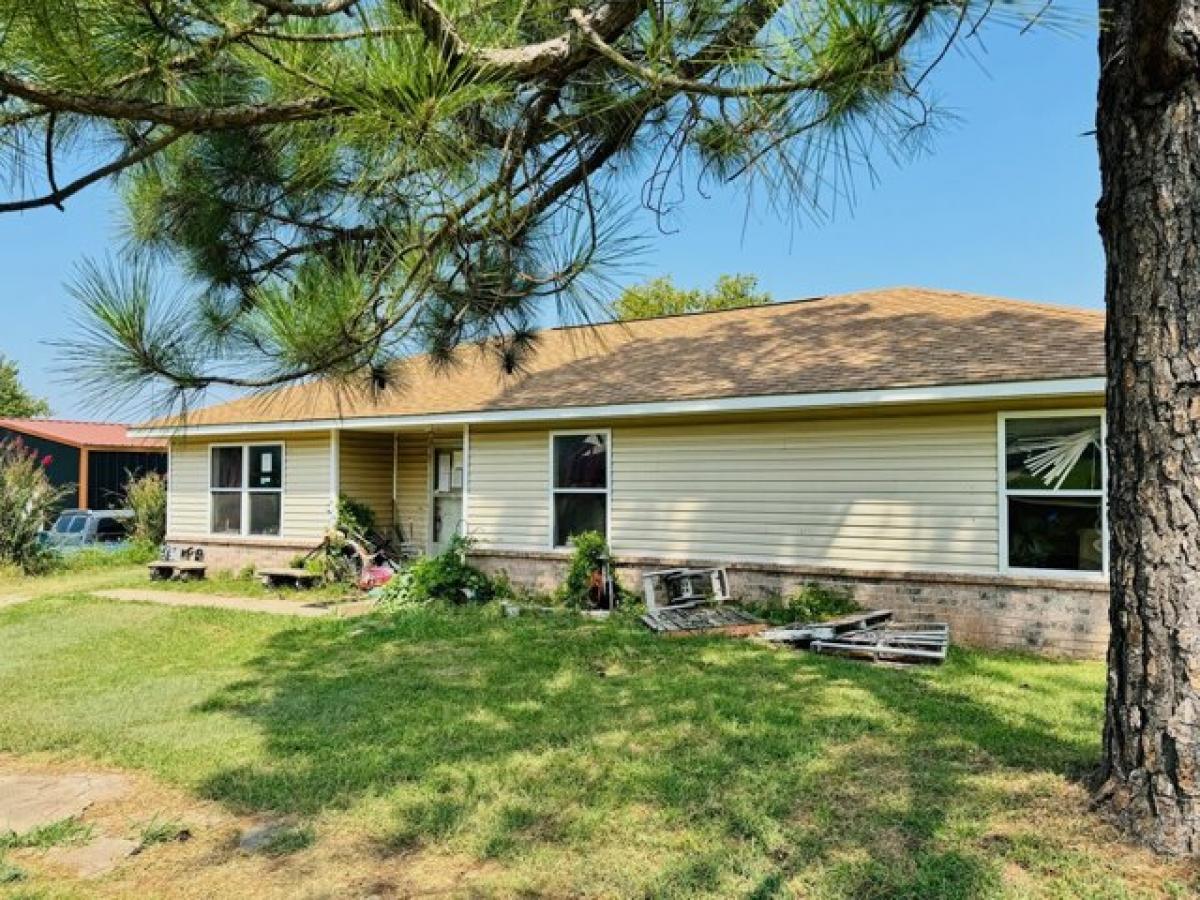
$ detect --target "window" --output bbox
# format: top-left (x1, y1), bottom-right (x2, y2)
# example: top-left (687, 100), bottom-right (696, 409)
top-left (551, 431), bottom-right (608, 547)
top-left (210, 444), bottom-right (283, 536)
top-left (1001, 414), bottom-right (1104, 574)
top-left (94, 517), bottom-right (129, 543)
top-left (53, 515), bottom-right (86, 534)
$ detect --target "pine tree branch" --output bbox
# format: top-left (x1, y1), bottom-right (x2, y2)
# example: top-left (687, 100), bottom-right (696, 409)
top-left (0, 73), bottom-right (350, 129)
top-left (0, 129), bottom-right (189, 212)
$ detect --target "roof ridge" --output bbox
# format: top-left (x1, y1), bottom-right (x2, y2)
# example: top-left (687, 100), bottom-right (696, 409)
top-left (540, 285), bottom-right (1101, 334)
top-left (136, 285), bottom-right (1106, 430)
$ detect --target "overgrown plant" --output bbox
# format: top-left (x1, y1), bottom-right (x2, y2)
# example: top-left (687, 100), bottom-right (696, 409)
top-left (743, 583), bottom-right (860, 625)
top-left (337, 495), bottom-right (377, 538)
top-left (125, 471), bottom-right (167, 545)
top-left (556, 531), bottom-right (615, 609)
top-left (376, 535), bottom-right (494, 608)
top-left (0, 438), bottom-right (68, 574)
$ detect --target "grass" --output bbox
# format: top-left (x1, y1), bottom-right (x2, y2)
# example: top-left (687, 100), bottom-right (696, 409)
top-left (256, 825), bottom-right (314, 857)
top-left (0, 819), bottom-right (93, 852)
top-left (0, 593), bottom-right (1194, 897)
top-left (136, 817), bottom-right (190, 850)
top-left (0, 563), bottom-right (356, 607)
top-left (0, 858), bottom-right (24, 885)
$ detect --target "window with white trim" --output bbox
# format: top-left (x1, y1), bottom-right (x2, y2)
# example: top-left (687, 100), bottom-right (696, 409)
top-left (551, 432), bottom-right (608, 547)
top-left (1002, 415), bottom-right (1104, 573)
top-left (210, 444), bottom-right (283, 536)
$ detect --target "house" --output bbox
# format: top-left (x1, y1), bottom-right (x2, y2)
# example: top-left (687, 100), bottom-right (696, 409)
top-left (132, 288), bottom-right (1108, 657)
top-left (0, 419), bottom-right (168, 511)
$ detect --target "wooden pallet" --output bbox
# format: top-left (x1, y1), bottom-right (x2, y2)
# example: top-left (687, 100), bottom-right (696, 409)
top-left (642, 606), bottom-right (766, 637)
top-left (759, 609), bottom-right (894, 645)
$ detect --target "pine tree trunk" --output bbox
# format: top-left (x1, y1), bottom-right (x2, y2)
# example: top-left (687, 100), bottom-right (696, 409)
top-left (1094, 0), bottom-right (1200, 856)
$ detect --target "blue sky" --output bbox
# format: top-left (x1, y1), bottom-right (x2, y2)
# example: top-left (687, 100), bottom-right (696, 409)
top-left (0, 13), bottom-right (1101, 420)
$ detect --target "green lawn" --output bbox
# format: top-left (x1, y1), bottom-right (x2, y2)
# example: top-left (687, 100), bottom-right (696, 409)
top-left (0, 591), bottom-right (1193, 898)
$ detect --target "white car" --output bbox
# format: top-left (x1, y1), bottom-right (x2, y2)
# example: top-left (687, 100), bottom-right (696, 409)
top-left (40, 509), bottom-right (135, 550)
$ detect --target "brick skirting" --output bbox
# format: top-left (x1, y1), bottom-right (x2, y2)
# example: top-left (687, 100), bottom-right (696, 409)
top-left (471, 549), bottom-right (1110, 659)
top-left (165, 537), bottom-right (320, 571)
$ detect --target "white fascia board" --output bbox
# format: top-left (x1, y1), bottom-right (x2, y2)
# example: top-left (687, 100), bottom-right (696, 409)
top-left (129, 376), bottom-right (1106, 439)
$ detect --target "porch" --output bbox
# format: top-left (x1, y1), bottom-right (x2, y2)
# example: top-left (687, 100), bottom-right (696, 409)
top-left (335, 426), bottom-right (467, 558)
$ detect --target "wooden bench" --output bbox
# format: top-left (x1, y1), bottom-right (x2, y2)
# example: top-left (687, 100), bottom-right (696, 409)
top-left (148, 561), bottom-right (207, 581)
top-left (259, 567), bottom-right (322, 590)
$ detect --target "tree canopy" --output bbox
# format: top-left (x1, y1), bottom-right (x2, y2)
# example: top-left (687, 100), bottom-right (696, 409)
top-left (0, 0), bottom-right (1052, 408)
top-left (613, 273), bottom-right (770, 319)
top-left (0, 356), bottom-right (51, 419)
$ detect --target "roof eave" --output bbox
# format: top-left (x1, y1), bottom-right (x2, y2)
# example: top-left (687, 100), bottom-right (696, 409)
top-left (129, 376), bottom-right (1106, 439)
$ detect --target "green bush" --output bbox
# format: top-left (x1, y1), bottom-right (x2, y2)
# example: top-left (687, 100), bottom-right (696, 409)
top-left (374, 568), bottom-right (420, 611)
top-left (744, 583), bottom-right (860, 625)
top-left (125, 471), bottom-right (167, 544)
top-left (376, 535), bottom-right (493, 609)
top-left (0, 438), bottom-right (70, 574)
top-left (337, 495), bottom-right (377, 537)
top-left (555, 531), bottom-right (614, 608)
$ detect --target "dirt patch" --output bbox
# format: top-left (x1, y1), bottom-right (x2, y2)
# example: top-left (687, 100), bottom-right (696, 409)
top-left (91, 588), bottom-right (342, 618)
top-left (0, 755), bottom-right (509, 899)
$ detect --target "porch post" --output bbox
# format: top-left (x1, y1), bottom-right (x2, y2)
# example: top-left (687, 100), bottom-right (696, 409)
top-left (78, 447), bottom-right (90, 509)
top-left (328, 428), bottom-right (340, 528)
top-left (462, 423), bottom-right (470, 538)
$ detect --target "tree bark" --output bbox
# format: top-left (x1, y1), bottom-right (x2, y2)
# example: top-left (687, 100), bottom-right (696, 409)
top-left (1094, 0), bottom-right (1200, 856)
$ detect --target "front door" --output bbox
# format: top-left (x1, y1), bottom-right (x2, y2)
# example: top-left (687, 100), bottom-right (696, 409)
top-left (430, 446), bottom-right (464, 555)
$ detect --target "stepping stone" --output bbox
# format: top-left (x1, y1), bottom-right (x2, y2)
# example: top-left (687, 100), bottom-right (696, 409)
top-left (44, 837), bottom-right (139, 878)
top-left (238, 820), bottom-right (290, 852)
top-left (0, 774), bottom-right (130, 834)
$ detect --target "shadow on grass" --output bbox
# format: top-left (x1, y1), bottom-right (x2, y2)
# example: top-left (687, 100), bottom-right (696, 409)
top-left (195, 609), bottom-right (1104, 897)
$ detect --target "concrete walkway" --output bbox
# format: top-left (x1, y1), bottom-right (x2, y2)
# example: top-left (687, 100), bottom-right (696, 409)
top-left (92, 589), bottom-right (371, 618)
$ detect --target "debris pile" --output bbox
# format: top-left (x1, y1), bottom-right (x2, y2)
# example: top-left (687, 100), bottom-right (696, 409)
top-left (760, 610), bottom-right (949, 664)
top-left (640, 566), bottom-right (767, 636)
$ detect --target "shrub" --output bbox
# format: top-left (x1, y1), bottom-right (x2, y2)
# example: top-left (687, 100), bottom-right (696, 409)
top-left (744, 583), bottom-right (860, 625)
top-left (0, 438), bottom-right (69, 574)
top-left (125, 471), bottom-right (167, 544)
top-left (376, 535), bottom-right (493, 609)
top-left (337, 495), bottom-right (377, 537)
top-left (374, 568), bottom-right (420, 611)
top-left (556, 531), bottom-right (614, 608)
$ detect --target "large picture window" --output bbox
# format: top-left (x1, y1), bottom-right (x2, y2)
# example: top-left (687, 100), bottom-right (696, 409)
top-left (1001, 414), bottom-right (1104, 574)
top-left (551, 431), bottom-right (609, 547)
top-left (210, 444), bottom-right (283, 536)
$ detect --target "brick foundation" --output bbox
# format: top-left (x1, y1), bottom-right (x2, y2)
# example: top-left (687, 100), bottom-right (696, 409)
top-left (165, 536), bottom-right (321, 572)
top-left (472, 550), bottom-right (1110, 659)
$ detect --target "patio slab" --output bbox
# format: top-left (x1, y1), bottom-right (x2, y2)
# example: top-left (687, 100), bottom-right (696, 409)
top-left (91, 588), bottom-right (370, 618)
top-left (0, 774), bottom-right (131, 834)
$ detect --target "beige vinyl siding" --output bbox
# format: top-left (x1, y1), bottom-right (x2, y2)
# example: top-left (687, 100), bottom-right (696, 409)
top-left (166, 439), bottom-right (209, 536)
top-left (610, 414), bottom-right (999, 572)
top-left (468, 429), bottom-right (550, 549)
top-left (465, 413), bottom-right (1000, 573)
top-left (167, 432), bottom-right (332, 541)
top-left (394, 434), bottom-right (430, 549)
top-left (339, 432), bottom-right (394, 533)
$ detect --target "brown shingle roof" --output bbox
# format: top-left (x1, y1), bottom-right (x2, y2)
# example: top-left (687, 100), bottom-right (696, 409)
top-left (143, 287), bottom-right (1104, 428)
